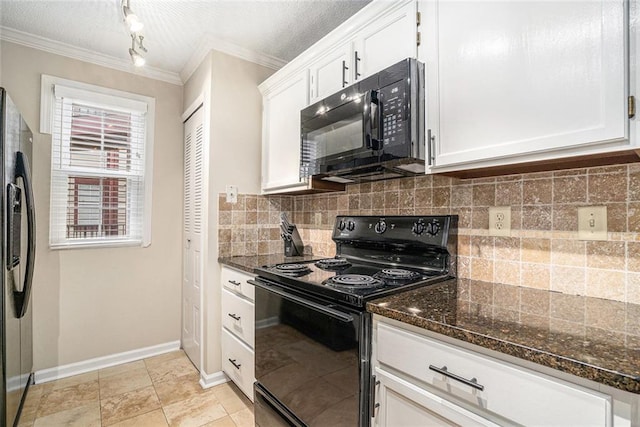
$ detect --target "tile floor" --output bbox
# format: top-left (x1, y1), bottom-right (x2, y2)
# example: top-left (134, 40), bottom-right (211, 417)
top-left (18, 350), bottom-right (254, 427)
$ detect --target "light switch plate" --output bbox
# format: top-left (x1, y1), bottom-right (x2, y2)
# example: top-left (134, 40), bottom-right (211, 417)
top-left (578, 206), bottom-right (607, 240)
top-left (489, 206), bottom-right (511, 237)
top-left (226, 185), bottom-right (238, 204)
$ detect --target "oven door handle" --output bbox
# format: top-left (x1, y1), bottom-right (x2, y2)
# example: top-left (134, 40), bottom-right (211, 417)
top-left (249, 279), bottom-right (354, 323)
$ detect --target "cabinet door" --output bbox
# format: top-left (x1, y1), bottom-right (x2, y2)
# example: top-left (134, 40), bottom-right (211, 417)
top-left (309, 43), bottom-right (353, 103)
top-left (354, 1), bottom-right (418, 81)
top-left (374, 368), bottom-right (498, 427)
top-left (261, 71), bottom-right (309, 192)
top-left (422, 0), bottom-right (627, 170)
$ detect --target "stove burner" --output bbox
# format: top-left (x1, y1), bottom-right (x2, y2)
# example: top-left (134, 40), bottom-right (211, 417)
top-left (375, 268), bottom-right (421, 281)
top-left (274, 263), bottom-right (312, 276)
top-left (315, 258), bottom-right (352, 270)
top-left (325, 274), bottom-right (384, 289)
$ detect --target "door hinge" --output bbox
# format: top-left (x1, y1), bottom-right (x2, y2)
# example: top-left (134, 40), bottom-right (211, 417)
top-left (417, 11), bottom-right (421, 26)
top-left (629, 95), bottom-right (635, 119)
top-left (417, 31), bottom-right (421, 47)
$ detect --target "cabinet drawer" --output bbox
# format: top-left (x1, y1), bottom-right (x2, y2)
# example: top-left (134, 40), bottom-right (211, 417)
top-left (222, 328), bottom-right (255, 402)
top-left (374, 367), bottom-right (498, 427)
top-left (377, 322), bottom-right (611, 426)
top-left (221, 266), bottom-right (255, 301)
top-left (222, 288), bottom-right (255, 348)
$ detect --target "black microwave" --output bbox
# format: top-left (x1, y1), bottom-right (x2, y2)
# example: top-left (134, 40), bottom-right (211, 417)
top-left (300, 58), bottom-right (425, 183)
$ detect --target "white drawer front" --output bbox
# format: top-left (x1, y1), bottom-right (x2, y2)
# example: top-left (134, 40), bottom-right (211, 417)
top-left (222, 288), bottom-right (255, 348)
top-left (377, 322), bottom-right (611, 426)
top-left (375, 367), bottom-right (499, 427)
top-left (221, 266), bottom-right (255, 301)
top-left (222, 328), bottom-right (255, 402)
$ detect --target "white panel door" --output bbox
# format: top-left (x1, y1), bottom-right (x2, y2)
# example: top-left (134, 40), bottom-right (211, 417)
top-left (182, 106), bottom-right (204, 370)
top-left (354, 1), bottom-right (418, 80)
top-left (309, 43), bottom-right (353, 103)
top-left (261, 71), bottom-right (309, 192)
top-left (423, 0), bottom-right (627, 169)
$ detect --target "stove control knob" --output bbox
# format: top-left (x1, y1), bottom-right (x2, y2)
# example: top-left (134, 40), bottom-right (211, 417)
top-left (337, 219), bottom-right (346, 231)
top-left (374, 219), bottom-right (387, 234)
top-left (426, 220), bottom-right (441, 236)
top-left (412, 219), bottom-right (425, 235)
top-left (347, 220), bottom-right (356, 231)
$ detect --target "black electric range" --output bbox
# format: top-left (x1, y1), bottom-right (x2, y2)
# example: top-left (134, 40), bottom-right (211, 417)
top-left (255, 215), bottom-right (457, 308)
top-left (252, 215), bottom-right (457, 427)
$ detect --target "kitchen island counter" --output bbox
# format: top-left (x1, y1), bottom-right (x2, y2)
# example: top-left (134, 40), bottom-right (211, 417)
top-left (368, 278), bottom-right (640, 394)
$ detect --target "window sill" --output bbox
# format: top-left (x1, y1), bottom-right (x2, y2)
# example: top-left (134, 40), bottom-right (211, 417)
top-left (49, 239), bottom-right (147, 250)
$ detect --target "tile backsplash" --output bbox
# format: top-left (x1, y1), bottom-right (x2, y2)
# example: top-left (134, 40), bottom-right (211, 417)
top-left (218, 163), bottom-right (640, 304)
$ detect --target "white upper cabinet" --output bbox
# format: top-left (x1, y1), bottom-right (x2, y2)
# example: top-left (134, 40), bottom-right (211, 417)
top-left (420, 0), bottom-right (630, 172)
top-left (309, 43), bottom-right (353, 104)
top-left (353, 0), bottom-right (418, 80)
top-left (309, 1), bottom-right (418, 104)
top-left (261, 71), bottom-right (309, 193)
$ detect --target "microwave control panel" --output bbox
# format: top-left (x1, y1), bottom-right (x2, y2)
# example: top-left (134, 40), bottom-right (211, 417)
top-left (380, 83), bottom-right (407, 148)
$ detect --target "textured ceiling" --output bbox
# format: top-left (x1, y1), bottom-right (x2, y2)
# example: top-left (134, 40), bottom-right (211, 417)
top-left (0, 0), bottom-right (371, 79)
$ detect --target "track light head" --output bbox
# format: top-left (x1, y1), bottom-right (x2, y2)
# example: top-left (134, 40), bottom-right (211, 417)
top-left (122, 3), bottom-right (144, 33)
top-left (129, 48), bottom-right (145, 67)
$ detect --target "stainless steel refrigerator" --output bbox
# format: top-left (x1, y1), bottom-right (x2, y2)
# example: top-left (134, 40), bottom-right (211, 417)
top-left (1, 87), bottom-right (36, 426)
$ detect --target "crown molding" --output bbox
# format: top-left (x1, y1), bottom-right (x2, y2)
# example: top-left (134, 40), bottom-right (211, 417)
top-left (0, 26), bottom-right (183, 86)
top-left (180, 35), bottom-right (287, 83)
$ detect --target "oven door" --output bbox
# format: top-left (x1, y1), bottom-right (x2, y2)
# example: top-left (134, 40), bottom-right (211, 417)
top-left (300, 90), bottom-right (381, 178)
top-left (251, 278), bottom-right (370, 427)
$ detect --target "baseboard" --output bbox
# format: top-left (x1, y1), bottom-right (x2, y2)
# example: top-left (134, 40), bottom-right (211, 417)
top-left (34, 340), bottom-right (181, 384)
top-left (199, 370), bottom-right (229, 389)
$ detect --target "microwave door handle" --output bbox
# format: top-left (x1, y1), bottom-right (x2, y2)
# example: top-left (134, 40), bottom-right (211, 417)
top-left (364, 90), bottom-right (381, 151)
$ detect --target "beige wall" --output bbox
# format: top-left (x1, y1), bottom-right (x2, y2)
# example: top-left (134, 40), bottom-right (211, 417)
top-left (0, 41), bottom-right (183, 370)
top-left (183, 50), bottom-right (272, 374)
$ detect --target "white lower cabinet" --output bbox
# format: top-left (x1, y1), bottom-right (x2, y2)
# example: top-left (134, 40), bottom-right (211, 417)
top-left (221, 329), bottom-right (255, 401)
top-left (220, 266), bottom-right (255, 401)
top-left (373, 318), bottom-right (614, 427)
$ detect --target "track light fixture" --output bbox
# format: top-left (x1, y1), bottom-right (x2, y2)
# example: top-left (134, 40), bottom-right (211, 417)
top-left (121, 0), bottom-right (147, 67)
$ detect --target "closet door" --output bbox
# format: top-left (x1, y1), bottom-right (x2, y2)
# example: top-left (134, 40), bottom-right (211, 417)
top-left (182, 106), bottom-right (204, 369)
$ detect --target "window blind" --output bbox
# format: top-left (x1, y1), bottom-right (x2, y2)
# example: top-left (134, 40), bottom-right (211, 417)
top-left (50, 90), bottom-right (148, 248)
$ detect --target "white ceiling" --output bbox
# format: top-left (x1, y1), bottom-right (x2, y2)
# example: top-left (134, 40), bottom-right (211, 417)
top-left (0, 0), bottom-right (371, 84)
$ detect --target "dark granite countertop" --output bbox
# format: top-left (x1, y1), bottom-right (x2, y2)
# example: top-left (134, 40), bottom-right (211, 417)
top-left (368, 278), bottom-right (640, 394)
top-left (218, 254), bottom-right (322, 274)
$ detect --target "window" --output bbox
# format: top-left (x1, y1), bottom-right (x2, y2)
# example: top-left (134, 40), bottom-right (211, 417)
top-left (42, 76), bottom-right (155, 248)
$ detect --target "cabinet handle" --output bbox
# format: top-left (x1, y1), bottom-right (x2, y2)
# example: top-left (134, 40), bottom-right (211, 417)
top-left (354, 51), bottom-right (361, 80)
top-left (227, 313), bottom-right (241, 321)
top-left (429, 365), bottom-right (485, 391)
top-left (427, 129), bottom-right (435, 166)
top-left (229, 358), bottom-right (242, 369)
top-left (342, 60), bottom-right (349, 87)
top-left (228, 280), bottom-right (241, 286)
top-left (369, 375), bottom-right (380, 418)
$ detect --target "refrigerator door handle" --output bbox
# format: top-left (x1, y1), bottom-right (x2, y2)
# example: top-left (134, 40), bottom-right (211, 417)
top-left (6, 182), bottom-right (22, 272)
top-left (14, 151), bottom-right (36, 319)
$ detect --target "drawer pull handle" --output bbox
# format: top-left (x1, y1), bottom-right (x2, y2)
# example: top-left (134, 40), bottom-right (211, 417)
top-left (228, 280), bottom-right (241, 286)
top-left (429, 365), bottom-right (485, 391)
top-left (228, 313), bottom-right (241, 321)
top-left (229, 358), bottom-right (242, 369)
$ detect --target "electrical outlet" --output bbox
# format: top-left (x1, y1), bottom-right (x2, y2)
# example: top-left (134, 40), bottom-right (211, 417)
top-left (578, 206), bottom-right (607, 240)
top-left (225, 185), bottom-right (238, 204)
top-left (489, 206), bottom-right (511, 237)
